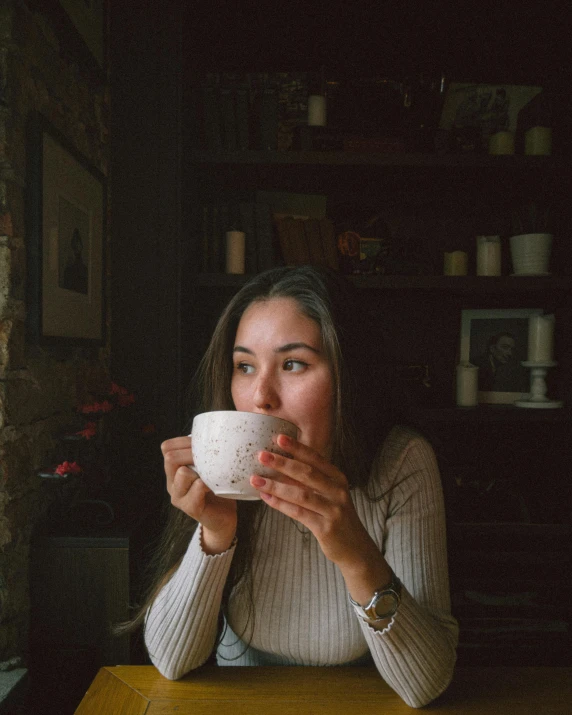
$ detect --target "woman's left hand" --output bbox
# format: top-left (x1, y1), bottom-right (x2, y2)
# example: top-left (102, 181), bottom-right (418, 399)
top-left (250, 434), bottom-right (377, 570)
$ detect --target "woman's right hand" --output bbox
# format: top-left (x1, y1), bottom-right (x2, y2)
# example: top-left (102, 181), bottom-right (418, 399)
top-left (161, 436), bottom-right (237, 554)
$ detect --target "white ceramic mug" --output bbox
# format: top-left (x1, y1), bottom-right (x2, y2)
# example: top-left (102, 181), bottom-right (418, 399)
top-left (190, 411), bottom-right (299, 500)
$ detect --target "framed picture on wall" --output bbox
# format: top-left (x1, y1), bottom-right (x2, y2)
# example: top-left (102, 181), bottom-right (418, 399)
top-left (460, 308), bottom-right (542, 404)
top-left (26, 114), bottom-right (106, 345)
top-left (58, 0), bottom-right (106, 69)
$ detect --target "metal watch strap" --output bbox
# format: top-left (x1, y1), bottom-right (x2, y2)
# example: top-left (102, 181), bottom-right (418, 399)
top-left (348, 570), bottom-right (402, 623)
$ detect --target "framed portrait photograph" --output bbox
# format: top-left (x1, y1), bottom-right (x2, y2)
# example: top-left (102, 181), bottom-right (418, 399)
top-left (460, 308), bottom-right (542, 404)
top-left (26, 114), bottom-right (106, 345)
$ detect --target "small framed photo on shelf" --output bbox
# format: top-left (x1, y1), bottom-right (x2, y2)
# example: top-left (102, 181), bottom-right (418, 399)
top-left (439, 83), bottom-right (542, 152)
top-left (26, 114), bottom-right (106, 345)
top-left (460, 308), bottom-right (542, 404)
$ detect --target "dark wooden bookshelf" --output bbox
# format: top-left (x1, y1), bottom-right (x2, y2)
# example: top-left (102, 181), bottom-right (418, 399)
top-left (188, 150), bottom-right (559, 169)
top-left (194, 272), bottom-right (572, 294)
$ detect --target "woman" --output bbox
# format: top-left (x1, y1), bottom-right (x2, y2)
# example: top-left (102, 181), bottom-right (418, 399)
top-left (141, 266), bottom-right (458, 708)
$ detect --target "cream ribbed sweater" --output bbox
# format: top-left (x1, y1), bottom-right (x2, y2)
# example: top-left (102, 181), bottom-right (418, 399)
top-left (144, 426), bottom-right (459, 708)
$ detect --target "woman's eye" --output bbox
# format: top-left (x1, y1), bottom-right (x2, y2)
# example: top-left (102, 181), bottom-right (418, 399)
top-left (236, 362), bottom-right (254, 374)
top-left (283, 359), bottom-right (307, 372)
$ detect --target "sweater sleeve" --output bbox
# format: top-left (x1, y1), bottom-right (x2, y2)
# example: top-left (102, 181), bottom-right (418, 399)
top-left (144, 525), bottom-right (236, 679)
top-left (357, 431), bottom-right (459, 708)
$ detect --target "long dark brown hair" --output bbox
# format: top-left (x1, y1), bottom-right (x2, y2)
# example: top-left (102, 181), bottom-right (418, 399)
top-left (123, 265), bottom-right (396, 636)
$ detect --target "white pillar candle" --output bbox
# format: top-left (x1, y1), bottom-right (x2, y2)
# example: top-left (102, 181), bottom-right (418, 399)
top-left (225, 231), bottom-right (245, 274)
top-left (488, 130), bottom-right (515, 155)
top-left (456, 363), bottom-right (479, 407)
top-left (528, 314), bottom-right (555, 362)
top-left (444, 250), bottom-right (468, 276)
top-left (476, 235), bottom-right (501, 276)
top-left (308, 95), bottom-right (327, 126)
top-left (525, 126), bottom-right (552, 156)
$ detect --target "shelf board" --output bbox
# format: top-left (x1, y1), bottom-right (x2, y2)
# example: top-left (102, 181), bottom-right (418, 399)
top-left (193, 272), bottom-right (572, 295)
top-left (410, 405), bottom-right (571, 423)
top-left (188, 150), bottom-right (559, 169)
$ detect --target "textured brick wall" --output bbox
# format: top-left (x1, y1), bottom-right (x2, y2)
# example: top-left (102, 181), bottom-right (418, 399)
top-left (0, 1), bottom-right (110, 660)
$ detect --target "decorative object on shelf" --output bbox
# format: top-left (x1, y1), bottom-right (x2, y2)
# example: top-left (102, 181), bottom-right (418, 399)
top-left (456, 362), bottom-right (479, 407)
top-left (528, 313), bottom-right (555, 362)
top-left (509, 201), bottom-right (554, 276)
top-left (439, 83), bottom-right (542, 153)
top-left (443, 250), bottom-right (468, 275)
top-left (476, 235), bottom-right (501, 276)
top-left (516, 89), bottom-right (553, 155)
top-left (225, 230), bottom-right (245, 274)
top-left (510, 232), bottom-right (552, 275)
top-left (488, 130), bottom-right (515, 155)
top-left (460, 308), bottom-right (543, 404)
top-left (516, 314), bottom-right (563, 408)
top-left (37, 381), bottom-right (157, 527)
top-left (515, 362), bottom-right (563, 409)
top-left (26, 113), bottom-right (106, 344)
top-left (308, 94), bottom-right (327, 126)
top-left (525, 126), bottom-right (552, 155)
top-left (336, 212), bottom-right (391, 275)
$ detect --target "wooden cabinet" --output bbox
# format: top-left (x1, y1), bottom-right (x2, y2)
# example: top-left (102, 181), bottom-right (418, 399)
top-left (28, 532), bottom-right (130, 713)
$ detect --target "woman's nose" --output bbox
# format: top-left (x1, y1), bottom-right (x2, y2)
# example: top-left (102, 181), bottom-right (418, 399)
top-left (253, 373), bottom-right (279, 411)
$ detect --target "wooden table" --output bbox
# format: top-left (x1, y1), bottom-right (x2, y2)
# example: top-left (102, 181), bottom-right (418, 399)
top-left (75, 665), bottom-right (572, 714)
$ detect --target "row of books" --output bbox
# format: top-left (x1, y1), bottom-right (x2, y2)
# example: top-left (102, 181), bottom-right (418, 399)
top-left (198, 201), bottom-right (339, 273)
top-left (188, 72), bottom-right (310, 152)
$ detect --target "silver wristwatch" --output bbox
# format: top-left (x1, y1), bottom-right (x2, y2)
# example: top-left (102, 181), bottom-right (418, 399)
top-left (349, 570), bottom-right (402, 622)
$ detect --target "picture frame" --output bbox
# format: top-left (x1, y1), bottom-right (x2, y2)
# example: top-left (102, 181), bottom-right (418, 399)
top-left (26, 113), bottom-right (106, 346)
top-left (58, 0), bottom-right (106, 69)
top-left (29, 0), bottom-right (107, 78)
top-left (439, 83), bottom-right (542, 152)
top-left (460, 308), bottom-right (542, 404)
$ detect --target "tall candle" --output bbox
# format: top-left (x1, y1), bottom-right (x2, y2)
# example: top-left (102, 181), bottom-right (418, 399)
top-left (476, 235), bottom-right (501, 276)
top-left (444, 250), bottom-right (468, 276)
top-left (308, 95), bottom-right (327, 126)
top-left (488, 130), bottom-right (515, 155)
top-left (525, 126), bottom-right (552, 156)
top-left (225, 231), bottom-right (245, 274)
top-left (528, 314), bottom-right (555, 362)
top-left (456, 363), bottom-right (479, 407)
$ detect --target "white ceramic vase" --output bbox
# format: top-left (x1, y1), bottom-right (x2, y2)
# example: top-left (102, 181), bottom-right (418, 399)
top-left (509, 233), bottom-right (553, 276)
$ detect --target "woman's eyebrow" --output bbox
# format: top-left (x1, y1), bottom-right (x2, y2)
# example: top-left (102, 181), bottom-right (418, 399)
top-left (233, 345), bottom-right (253, 354)
top-left (275, 342), bottom-right (320, 354)
top-left (232, 342), bottom-right (321, 355)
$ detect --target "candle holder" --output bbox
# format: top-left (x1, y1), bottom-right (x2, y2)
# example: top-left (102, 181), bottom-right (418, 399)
top-left (514, 361), bottom-right (563, 408)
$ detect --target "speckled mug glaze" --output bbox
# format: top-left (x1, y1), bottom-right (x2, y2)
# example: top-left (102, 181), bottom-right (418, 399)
top-left (190, 411), bottom-right (299, 500)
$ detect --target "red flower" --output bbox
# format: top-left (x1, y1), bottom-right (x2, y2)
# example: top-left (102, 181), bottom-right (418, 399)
top-left (80, 399), bottom-right (114, 414)
top-left (117, 392), bottom-right (135, 407)
top-left (76, 422), bottom-right (98, 439)
top-left (55, 461), bottom-right (82, 476)
top-left (110, 382), bottom-right (129, 395)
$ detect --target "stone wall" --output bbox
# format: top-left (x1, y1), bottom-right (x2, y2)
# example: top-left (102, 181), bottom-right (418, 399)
top-left (0, 1), bottom-right (110, 661)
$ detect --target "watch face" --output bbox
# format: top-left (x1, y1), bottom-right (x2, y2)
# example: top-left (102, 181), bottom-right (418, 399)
top-left (373, 591), bottom-right (399, 619)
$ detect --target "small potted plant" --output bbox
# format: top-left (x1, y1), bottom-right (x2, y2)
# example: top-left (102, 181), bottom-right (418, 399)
top-left (509, 201), bottom-right (554, 276)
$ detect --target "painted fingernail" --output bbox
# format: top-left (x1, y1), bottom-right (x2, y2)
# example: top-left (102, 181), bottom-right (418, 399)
top-left (259, 451), bottom-right (274, 465)
top-left (251, 475), bottom-right (266, 488)
top-left (278, 434), bottom-right (292, 448)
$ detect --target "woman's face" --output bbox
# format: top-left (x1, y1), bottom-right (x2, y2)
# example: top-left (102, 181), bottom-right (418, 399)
top-left (231, 297), bottom-right (334, 458)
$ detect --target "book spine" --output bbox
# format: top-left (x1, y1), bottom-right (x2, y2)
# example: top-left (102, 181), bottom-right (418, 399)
top-left (260, 88), bottom-right (278, 151)
top-left (239, 201), bottom-right (258, 273)
top-left (235, 86), bottom-right (250, 150)
top-left (220, 88), bottom-right (237, 151)
top-left (319, 218), bottom-right (340, 271)
top-left (304, 218), bottom-right (325, 265)
top-left (202, 86), bottom-right (223, 152)
top-left (254, 202), bottom-right (275, 270)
